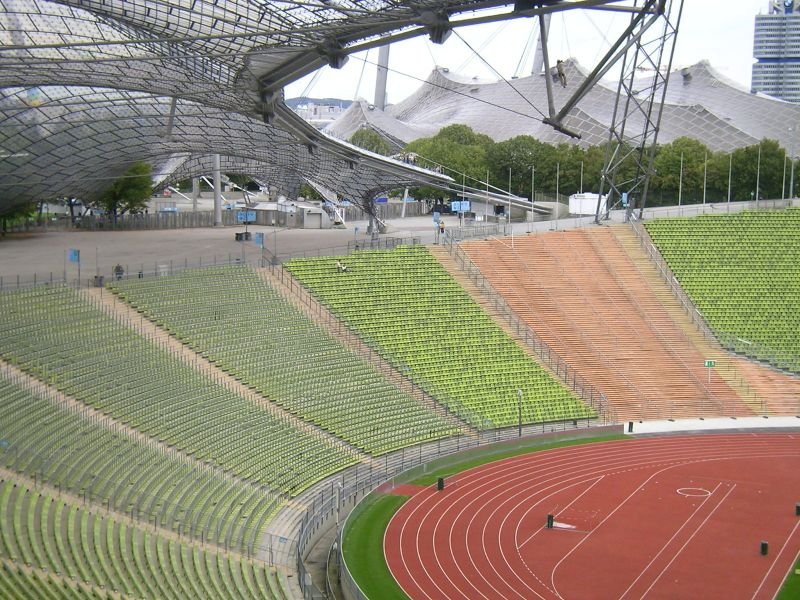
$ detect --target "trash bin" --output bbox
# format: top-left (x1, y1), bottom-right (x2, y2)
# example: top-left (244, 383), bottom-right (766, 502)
top-left (242, 231), bottom-right (251, 241)
top-left (93, 275), bottom-right (104, 287)
top-left (235, 232), bottom-right (244, 241)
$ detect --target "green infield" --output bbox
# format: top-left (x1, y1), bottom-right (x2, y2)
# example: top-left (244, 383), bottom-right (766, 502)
top-left (342, 494), bottom-right (409, 600)
top-left (778, 555), bottom-right (800, 599)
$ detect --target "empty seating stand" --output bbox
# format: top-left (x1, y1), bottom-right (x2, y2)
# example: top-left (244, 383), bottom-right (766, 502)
top-left (0, 285), bottom-right (357, 518)
top-left (0, 376), bottom-right (278, 554)
top-left (286, 246), bottom-right (595, 429)
top-left (646, 208), bottom-right (800, 373)
top-left (109, 265), bottom-right (460, 454)
top-left (0, 476), bottom-right (276, 599)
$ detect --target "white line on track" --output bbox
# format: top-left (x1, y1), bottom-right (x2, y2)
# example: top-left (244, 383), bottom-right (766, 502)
top-left (518, 475), bottom-right (605, 549)
top-left (757, 519), bottom-right (800, 600)
top-left (619, 482), bottom-right (733, 599)
top-left (386, 435), bottom-right (800, 600)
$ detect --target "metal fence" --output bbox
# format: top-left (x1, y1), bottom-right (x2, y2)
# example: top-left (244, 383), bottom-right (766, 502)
top-left (0, 236), bottom-right (422, 292)
top-left (637, 198), bottom-right (796, 221)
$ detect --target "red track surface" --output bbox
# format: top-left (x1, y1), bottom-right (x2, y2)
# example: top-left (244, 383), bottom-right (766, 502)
top-left (385, 433), bottom-right (800, 599)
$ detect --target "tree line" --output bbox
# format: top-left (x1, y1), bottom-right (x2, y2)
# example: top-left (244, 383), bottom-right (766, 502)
top-left (3, 126), bottom-right (788, 232)
top-left (350, 125), bottom-right (793, 206)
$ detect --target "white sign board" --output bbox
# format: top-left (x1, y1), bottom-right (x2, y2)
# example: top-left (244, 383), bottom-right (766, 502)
top-left (568, 193), bottom-right (606, 216)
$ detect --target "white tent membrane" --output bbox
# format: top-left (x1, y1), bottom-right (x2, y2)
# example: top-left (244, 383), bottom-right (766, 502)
top-left (325, 59), bottom-right (800, 152)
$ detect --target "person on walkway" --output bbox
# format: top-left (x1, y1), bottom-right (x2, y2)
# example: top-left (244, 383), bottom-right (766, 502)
top-left (113, 264), bottom-right (124, 280)
top-left (556, 60), bottom-right (567, 87)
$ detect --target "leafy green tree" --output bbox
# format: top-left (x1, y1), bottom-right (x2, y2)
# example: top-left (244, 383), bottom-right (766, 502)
top-left (404, 124), bottom-right (494, 200)
top-left (349, 128), bottom-right (393, 156)
top-left (0, 201), bottom-right (36, 235)
top-left (744, 139), bottom-right (783, 201)
top-left (651, 137), bottom-right (711, 205)
top-left (582, 145), bottom-right (608, 194)
top-left (95, 162), bottom-right (152, 218)
top-left (432, 124), bottom-right (494, 148)
top-left (299, 183), bottom-right (322, 200)
top-left (554, 143), bottom-right (587, 197)
top-left (487, 136), bottom-right (554, 198)
top-left (719, 140), bottom-right (784, 202)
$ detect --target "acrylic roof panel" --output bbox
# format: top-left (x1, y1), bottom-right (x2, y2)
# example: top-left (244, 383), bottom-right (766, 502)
top-left (0, 84), bottom-right (450, 207)
top-left (327, 61), bottom-right (615, 147)
top-left (5, 0), bottom-right (510, 210)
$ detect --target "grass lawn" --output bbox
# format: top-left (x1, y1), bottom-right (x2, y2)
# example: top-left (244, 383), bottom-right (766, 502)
top-left (342, 494), bottom-right (410, 600)
top-left (778, 556), bottom-right (800, 599)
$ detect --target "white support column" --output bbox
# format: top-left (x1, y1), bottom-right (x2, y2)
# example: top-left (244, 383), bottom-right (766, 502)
top-left (191, 177), bottom-right (200, 213)
top-left (212, 154), bottom-right (223, 227)
top-left (374, 45), bottom-right (390, 110)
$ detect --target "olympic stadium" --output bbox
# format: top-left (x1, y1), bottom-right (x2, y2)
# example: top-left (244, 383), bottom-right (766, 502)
top-left (2, 1), bottom-right (800, 599)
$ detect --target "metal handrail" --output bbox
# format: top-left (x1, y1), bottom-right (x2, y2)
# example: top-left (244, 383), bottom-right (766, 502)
top-left (445, 241), bottom-right (614, 424)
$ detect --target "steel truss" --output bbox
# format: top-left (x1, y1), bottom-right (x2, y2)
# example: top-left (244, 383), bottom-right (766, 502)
top-left (594, 0), bottom-right (684, 222)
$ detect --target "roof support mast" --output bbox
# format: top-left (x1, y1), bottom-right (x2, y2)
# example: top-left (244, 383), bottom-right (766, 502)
top-left (594, 0), bottom-right (685, 223)
top-left (515, 1), bottom-right (683, 211)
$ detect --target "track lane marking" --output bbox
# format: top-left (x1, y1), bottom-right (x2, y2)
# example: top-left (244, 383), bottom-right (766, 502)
top-left (757, 519), bottom-right (800, 600)
top-left (624, 483), bottom-right (735, 599)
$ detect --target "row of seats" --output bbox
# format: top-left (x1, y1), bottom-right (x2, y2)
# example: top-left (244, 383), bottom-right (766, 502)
top-left (0, 285), bottom-right (356, 497)
top-left (645, 208), bottom-right (800, 373)
top-left (0, 477), bottom-right (285, 599)
top-left (0, 377), bottom-right (277, 554)
top-left (286, 245), bottom-right (595, 428)
top-left (109, 265), bottom-right (461, 454)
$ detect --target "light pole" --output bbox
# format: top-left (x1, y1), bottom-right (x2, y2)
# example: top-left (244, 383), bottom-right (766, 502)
top-left (755, 144), bottom-right (761, 208)
top-left (485, 168), bottom-right (490, 219)
top-left (727, 153), bottom-right (732, 208)
top-left (271, 220), bottom-right (279, 265)
top-left (555, 162), bottom-right (560, 230)
top-left (507, 166), bottom-right (512, 222)
top-left (790, 127), bottom-right (796, 199)
top-left (678, 152), bottom-right (683, 208)
top-left (782, 151), bottom-right (787, 200)
top-left (531, 164), bottom-right (535, 204)
top-left (517, 389), bottom-right (523, 438)
top-left (702, 152), bottom-right (707, 205)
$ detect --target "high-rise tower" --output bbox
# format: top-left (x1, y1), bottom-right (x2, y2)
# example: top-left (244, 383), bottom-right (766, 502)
top-left (752, 1), bottom-right (800, 102)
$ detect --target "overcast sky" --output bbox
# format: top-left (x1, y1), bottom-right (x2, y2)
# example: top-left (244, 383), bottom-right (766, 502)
top-left (286, 0), bottom-right (771, 104)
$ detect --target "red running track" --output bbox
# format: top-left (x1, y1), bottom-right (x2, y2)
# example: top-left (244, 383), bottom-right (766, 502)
top-left (385, 433), bottom-right (800, 600)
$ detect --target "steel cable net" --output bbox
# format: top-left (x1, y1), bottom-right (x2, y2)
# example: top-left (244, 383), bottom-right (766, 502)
top-left (2, 0), bottom-right (494, 208)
